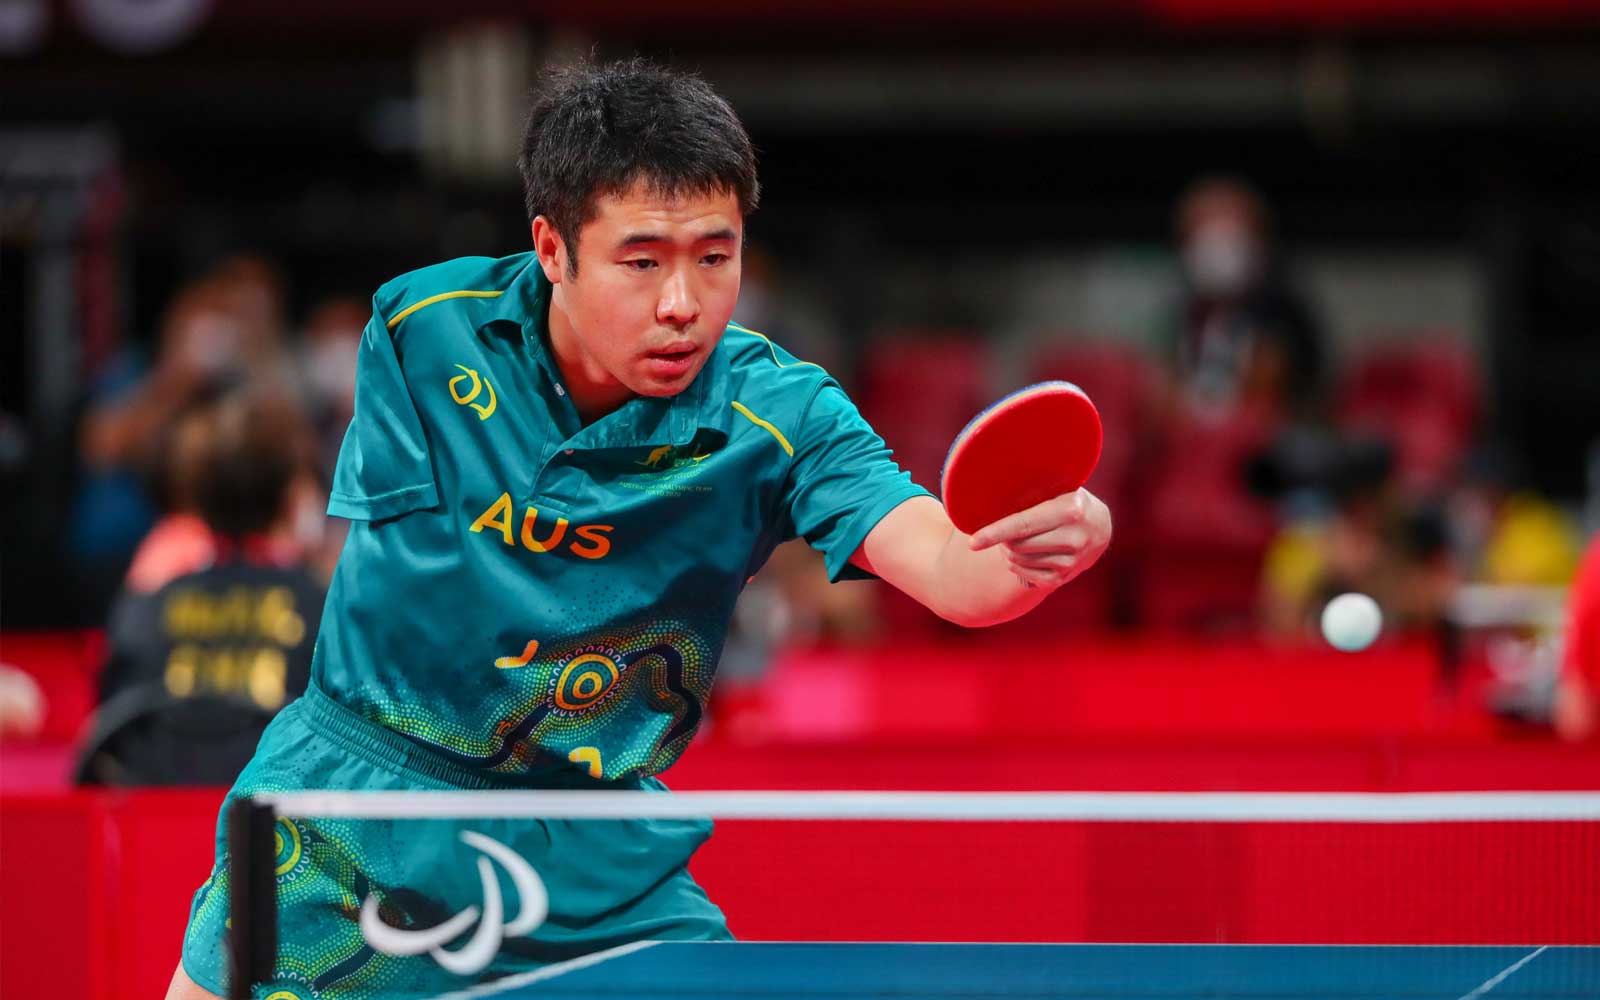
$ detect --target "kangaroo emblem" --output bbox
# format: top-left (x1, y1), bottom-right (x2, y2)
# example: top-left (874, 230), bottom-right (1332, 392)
top-left (638, 445), bottom-right (674, 468)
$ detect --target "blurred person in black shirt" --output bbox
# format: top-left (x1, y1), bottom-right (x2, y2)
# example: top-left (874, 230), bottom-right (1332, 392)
top-left (78, 386), bottom-right (325, 786)
top-left (1171, 176), bottom-right (1325, 420)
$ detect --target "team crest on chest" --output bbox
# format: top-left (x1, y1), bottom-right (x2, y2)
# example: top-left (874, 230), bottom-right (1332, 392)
top-left (635, 442), bottom-right (713, 470)
top-left (618, 435), bottom-right (722, 499)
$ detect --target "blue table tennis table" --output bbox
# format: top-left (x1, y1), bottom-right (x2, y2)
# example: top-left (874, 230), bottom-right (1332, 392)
top-left (430, 942), bottom-right (1600, 999)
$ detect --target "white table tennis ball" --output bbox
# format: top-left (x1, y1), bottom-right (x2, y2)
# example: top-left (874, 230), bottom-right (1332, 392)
top-left (1321, 592), bottom-right (1383, 652)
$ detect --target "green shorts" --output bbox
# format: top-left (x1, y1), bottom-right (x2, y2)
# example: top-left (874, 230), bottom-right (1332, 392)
top-left (181, 684), bottom-right (729, 999)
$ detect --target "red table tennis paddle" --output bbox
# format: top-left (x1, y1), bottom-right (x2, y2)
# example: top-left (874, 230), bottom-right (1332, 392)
top-left (939, 381), bottom-right (1103, 536)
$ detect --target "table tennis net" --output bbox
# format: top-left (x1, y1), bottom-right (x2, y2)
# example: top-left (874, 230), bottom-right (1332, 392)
top-left (221, 791), bottom-right (1600, 999)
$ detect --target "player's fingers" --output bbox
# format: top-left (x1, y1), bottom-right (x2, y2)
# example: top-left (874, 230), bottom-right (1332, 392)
top-left (1007, 557), bottom-right (1080, 589)
top-left (1007, 492), bottom-right (1112, 559)
top-left (1007, 562), bottom-right (1059, 588)
top-left (1005, 527), bottom-right (1090, 556)
top-left (1008, 557), bottom-right (1082, 589)
top-left (970, 492), bottom-right (1088, 551)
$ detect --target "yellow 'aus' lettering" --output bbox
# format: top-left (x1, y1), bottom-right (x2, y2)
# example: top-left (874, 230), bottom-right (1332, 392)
top-left (520, 506), bottom-right (569, 552)
top-left (469, 493), bottom-right (515, 545)
top-left (570, 524), bottom-right (614, 560)
top-left (470, 494), bottom-right (614, 560)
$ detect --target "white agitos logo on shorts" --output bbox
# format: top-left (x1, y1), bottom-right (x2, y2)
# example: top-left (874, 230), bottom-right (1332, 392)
top-left (360, 830), bottom-right (549, 975)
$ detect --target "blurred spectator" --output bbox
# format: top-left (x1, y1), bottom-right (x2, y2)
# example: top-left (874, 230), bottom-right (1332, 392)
top-left (121, 397), bottom-right (223, 594)
top-left (72, 256), bottom-right (296, 607)
top-left (209, 254), bottom-right (291, 363)
top-left (1133, 178), bottom-right (1325, 632)
top-left (72, 281), bottom-right (235, 572)
top-left (298, 295), bottom-right (366, 476)
top-left (80, 257), bottom-right (292, 483)
top-left (1255, 431), bottom-right (1459, 641)
top-left (1450, 447), bottom-right (1582, 591)
top-left (1169, 176), bottom-right (1324, 420)
top-left (1453, 449), bottom-right (1583, 717)
top-left (297, 295), bottom-right (366, 578)
top-left (1478, 494), bottom-right (1582, 587)
top-left (1555, 536), bottom-right (1600, 741)
top-left (77, 386), bottom-right (325, 786)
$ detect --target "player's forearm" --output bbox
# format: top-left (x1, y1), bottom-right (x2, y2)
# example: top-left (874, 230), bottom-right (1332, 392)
top-left (928, 529), bottom-right (1053, 628)
top-left (853, 495), bottom-right (1080, 628)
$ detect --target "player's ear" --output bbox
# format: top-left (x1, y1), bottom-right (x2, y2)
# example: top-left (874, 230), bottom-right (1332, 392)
top-left (531, 217), bottom-right (566, 284)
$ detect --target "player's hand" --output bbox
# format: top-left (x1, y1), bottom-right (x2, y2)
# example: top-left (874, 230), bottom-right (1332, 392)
top-left (967, 488), bottom-right (1112, 590)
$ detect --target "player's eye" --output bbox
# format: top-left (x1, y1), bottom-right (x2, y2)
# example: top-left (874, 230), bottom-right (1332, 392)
top-left (700, 252), bottom-right (730, 267)
top-left (622, 258), bottom-right (657, 271)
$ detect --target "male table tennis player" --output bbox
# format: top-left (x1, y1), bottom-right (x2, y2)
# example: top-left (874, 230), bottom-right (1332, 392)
top-left (170, 59), bottom-right (1112, 1000)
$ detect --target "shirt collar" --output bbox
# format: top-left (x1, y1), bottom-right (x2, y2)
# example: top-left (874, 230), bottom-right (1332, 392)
top-left (478, 252), bottom-right (733, 449)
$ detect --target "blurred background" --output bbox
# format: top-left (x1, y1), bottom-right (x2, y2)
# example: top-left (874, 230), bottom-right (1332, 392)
top-left (4, 2), bottom-right (1600, 996)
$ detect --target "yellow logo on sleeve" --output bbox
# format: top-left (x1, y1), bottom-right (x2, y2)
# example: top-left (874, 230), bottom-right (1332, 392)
top-left (449, 364), bottom-right (497, 420)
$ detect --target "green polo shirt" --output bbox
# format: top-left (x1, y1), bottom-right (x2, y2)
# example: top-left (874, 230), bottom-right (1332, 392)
top-left (315, 252), bottom-right (929, 782)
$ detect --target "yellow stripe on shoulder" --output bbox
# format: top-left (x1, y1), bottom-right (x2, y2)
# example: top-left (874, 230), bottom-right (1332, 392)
top-left (385, 290), bottom-right (504, 329)
top-left (728, 322), bottom-right (823, 371)
top-left (731, 401), bottom-right (795, 457)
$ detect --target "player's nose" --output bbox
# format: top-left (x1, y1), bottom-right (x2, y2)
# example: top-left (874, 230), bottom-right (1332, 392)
top-left (656, 267), bottom-right (699, 327)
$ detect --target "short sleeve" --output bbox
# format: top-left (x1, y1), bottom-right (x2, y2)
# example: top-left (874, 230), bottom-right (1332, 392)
top-left (326, 303), bottom-right (440, 521)
top-left (778, 381), bottom-right (932, 582)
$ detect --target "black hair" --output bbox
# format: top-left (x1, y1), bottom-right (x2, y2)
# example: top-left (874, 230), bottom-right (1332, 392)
top-left (518, 58), bottom-right (759, 274)
top-left (192, 387), bottom-right (314, 539)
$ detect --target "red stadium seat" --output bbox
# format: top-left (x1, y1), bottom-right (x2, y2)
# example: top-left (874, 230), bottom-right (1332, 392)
top-left (1335, 336), bottom-right (1483, 498)
top-left (857, 332), bottom-right (994, 639)
top-left (857, 331), bottom-right (994, 493)
top-left (1137, 399), bottom-right (1280, 631)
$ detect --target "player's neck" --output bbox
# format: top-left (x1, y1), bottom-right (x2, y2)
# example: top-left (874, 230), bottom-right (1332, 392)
top-left (545, 298), bottom-right (635, 426)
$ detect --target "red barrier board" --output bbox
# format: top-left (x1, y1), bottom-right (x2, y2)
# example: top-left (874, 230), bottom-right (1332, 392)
top-left (691, 818), bottom-right (1600, 945)
top-left (750, 636), bottom-right (1492, 743)
top-left (0, 790), bottom-right (223, 1000)
top-left (0, 795), bottom-right (112, 1000)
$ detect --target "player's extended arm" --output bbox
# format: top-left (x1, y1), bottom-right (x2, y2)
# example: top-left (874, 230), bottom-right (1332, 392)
top-left (849, 490), bottom-right (1112, 628)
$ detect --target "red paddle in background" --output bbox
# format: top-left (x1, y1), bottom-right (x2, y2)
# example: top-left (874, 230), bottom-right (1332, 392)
top-left (939, 381), bottom-right (1103, 536)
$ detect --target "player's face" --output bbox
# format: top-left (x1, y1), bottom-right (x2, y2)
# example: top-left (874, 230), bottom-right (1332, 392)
top-left (537, 183), bottom-right (742, 410)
